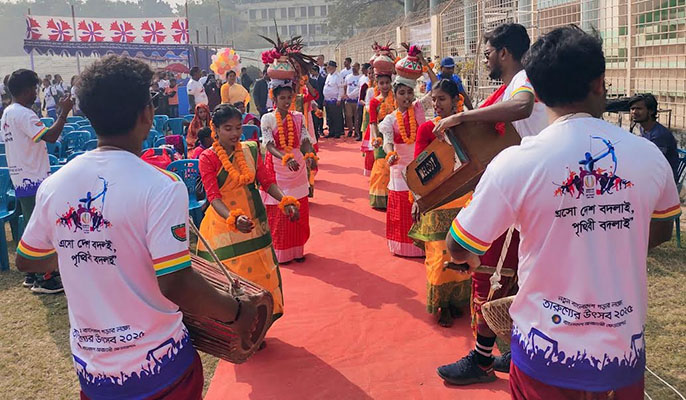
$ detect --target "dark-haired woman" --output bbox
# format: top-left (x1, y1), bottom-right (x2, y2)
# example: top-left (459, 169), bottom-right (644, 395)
top-left (186, 103), bottom-right (210, 152)
top-left (261, 81), bottom-right (316, 264)
top-left (198, 104), bottom-right (297, 322)
top-left (378, 51), bottom-right (437, 257)
top-left (408, 79), bottom-right (471, 327)
top-left (364, 73), bottom-right (394, 209)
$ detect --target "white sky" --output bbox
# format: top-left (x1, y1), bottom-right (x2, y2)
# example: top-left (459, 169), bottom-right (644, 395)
top-left (0, 0), bottom-right (188, 4)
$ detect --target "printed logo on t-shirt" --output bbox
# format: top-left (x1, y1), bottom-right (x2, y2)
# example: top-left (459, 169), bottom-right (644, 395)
top-left (171, 223), bottom-right (187, 242)
top-left (34, 121), bottom-right (43, 127)
top-left (554, 136), bottom-right (633, 199)
top-left (57, 177), bottom-right (112, 233)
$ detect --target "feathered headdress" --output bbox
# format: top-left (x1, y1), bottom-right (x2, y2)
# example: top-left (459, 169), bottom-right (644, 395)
top-left (260, 20), bottom-right (315, 74)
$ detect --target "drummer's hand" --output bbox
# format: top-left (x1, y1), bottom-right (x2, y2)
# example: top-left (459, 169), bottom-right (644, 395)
top-left (236, 215), bottom-right (255, 233)
top-left (287, 158), bottom-right (300, 172)
top-left (411, 201), bottom-right (421, 223)
top-left (285, 204), bottom-right (300, 222)
top-left (433, 113), bottom-right (463, 138)
top-left (444, 253), bottom-right (481, 275)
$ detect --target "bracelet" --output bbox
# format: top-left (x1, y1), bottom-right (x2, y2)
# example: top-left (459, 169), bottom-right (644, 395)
top-left (303, 152), bottom-right (319, 161)
top-left (278, 196), bottom-right (301, 215)
top-left (372, 137), bottom-right (383, 147)
top-left (226, 297), bottom-right (242, 324)
top-left (226, 208), bottom-right (245, 232)
top-left (385, 151), bottom-right (399, 165)
top-left (281, 153), bottom-right (295, 166)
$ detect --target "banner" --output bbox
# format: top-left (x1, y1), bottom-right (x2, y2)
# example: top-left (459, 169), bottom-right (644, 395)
top-left (25, 15), bottom-right (189, 45)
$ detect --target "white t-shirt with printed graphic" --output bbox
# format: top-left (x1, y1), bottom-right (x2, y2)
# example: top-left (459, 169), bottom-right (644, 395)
top-left (18, 150), bottom-right (196, 399)
top-left (503, 69), bottom-right (548, 138)
top-left (0, 103), bottom-right (50, 197)
top-left (449, 115), bottom-right (681, 391)
top-left (345, 74), bottom-right (361, 100)
top-left (186, 78), bottom-right (208, 105)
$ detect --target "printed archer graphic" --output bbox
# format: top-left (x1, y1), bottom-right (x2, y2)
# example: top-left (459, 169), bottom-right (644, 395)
top-left (554, 136), bottom-right (633, 198)
top-left (57, 177), bottom-right (112, 233)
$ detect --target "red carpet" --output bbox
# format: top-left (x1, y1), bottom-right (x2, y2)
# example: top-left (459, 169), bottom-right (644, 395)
top-left (205, 139), bottom-right (510, 400)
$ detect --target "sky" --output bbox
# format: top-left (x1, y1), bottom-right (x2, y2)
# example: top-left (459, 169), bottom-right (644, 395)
top-left (0, 0), bottom-right (188, 4)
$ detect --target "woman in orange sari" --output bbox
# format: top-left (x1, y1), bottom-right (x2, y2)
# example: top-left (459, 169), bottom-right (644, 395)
top-left (198, 104), bottom-right (300, 324)
top-left (365, 74), bottom-right (395, 209)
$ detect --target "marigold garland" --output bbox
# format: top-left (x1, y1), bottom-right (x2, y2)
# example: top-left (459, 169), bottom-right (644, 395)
top-left (211, 123), bottom-right (254, 186)
top-left (372, 137), bottom-right (383, 148)
top-left (226, 208), bottom-right (246, 232)
top-left (282, 152), bottom-right (295, 165)
top-left (385, 150), bottom-right (399, 165)
top-left (275, 111), bottom-right (296, 163)
top-left (408, 192), bottom-right (414, 204)
top-left (278, 196), bottom-right (301, 215)
top-left (396, 106), bottom-right (418, 144)
top-left (303, 152), bottom-right (319, 161)
top-left (378, 93), bottom-right (396, 122)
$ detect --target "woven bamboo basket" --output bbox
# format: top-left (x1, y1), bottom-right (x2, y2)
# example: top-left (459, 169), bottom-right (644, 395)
top-left (183, 221), bottom-right (273, 364)
top-left (481, 295), bottom-right (515, 343)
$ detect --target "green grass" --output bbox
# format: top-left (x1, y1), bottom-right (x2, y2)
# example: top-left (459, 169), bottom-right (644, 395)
top-left (0, 223), bottom-right (684, 399)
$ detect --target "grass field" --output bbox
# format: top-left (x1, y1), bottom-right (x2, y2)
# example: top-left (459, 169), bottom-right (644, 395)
top-left (0, 220), bottom-right (684, 399)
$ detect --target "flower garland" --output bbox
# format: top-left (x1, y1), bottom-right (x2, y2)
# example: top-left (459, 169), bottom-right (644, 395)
top-left (396, 106), bottom-right (418, 144)
top-left (385, 150), bottom-right (398, 165)
top-left (211, 124), bottom-right (254, 186)
top-left (275, 111), bottom-right (296, 164)
top-left (303, 152), bottom-right (319, 162)
top-left (226, 208), bottom-right (246, 232)
top-left (282, 153), bottom-right (295, 165)
top-left (378, 93), bottom-right (396, 122)
top-left (372, 137), bottom-right (383, 148)
top-left (278, 196), bottom-right (301, 215)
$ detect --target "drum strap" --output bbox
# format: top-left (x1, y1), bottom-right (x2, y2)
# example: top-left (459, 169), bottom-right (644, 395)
top-left (487, 226), bottom-right (515, 302)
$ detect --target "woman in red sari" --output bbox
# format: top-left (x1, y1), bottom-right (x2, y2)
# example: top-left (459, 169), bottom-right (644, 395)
top-left (186, 103), bottom-right (211, 152)
top-left (261, 79), bottom-right (317, 263)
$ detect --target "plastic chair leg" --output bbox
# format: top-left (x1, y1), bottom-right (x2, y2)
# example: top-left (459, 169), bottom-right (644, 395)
top-left (9, 215), bottom-right (19, 241)
top-left (0, 222), bottom-right (9, 271)
top-left (677, 218), bottom-right (681, 248)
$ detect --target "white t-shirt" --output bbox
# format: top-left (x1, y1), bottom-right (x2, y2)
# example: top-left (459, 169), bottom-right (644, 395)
top-left (158, 79), bottom-right (170, 89)
top-left (345, 74), bottom-right (361, 101)
top-left (450, 115), bottom-right (681, 391)
top-left (323, 72), bottom-right (344, 102)
top-left (503, 70), bottom-right (548, 138)
top-left (0, 103), bottom-right (50, 197)
top-left (186, 78), bottom-right (208, 105)
top-left (340, 67), bottom-right (352, 80)
top-left (43, 86), bottom-right (57, 109)
top-left (199, 76), bottom-right (208, 85)
top-left (18, 150), bottom-right (195, 399)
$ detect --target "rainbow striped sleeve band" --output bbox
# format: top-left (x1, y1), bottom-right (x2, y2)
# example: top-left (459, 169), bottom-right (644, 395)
top-left (511, 86), bottom-right (534, 97)
top-left (17, 240), bottom-right (56, 260)
top-left (651, 204), bottom-right (681, 221)
top-left (154, 166), bottom-right (181, 182)
top-left (153, 250), bottom-right (191, 277)
top-left (32, 127), bottom-right (49, 143)
top-left (449, 220), bottom-right (491, 256)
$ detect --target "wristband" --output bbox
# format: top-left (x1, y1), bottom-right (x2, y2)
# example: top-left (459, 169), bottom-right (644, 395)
top-left (385, 151), bottom-right (399, 165)
top-left (226, 208), bottom-right (245, 232)
top-left (278, 196), bottom-right (301, 215)
top-left (281, 153), bottom-right (295, 166)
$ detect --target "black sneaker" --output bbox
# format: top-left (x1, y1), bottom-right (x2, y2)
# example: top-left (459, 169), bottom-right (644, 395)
top-left (31, 273), bottom-right (64, 294)
top-left (437, 350), bottom-right (497, 385)
top-left (493, 351), bottom-right (511, 373)
top-left (22, 273), bottom-right (37, 288)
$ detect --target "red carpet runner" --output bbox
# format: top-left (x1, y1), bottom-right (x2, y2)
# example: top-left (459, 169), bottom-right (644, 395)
top-left (206, 139), bottom-right (510, 400)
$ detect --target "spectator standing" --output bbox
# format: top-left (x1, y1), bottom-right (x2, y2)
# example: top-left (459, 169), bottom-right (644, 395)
top-left (340, 57), bottom-right (353, 80)
top-left (165, 78), bottom-right (179, 118)
top-left (199, 69), bottom-right (208, 85)
top-left (630, 93), bottom-right (680, 181)
top-left (42, 78), bottom-right (58, 119)
top-left (204, 73), bottom-right (221, 111)
top-left (427, 57), bottom-right (474, 110)
top-left (310, 65), bottom-right (326, 139)
top-left (240, 67), bottom-right (253, 92)
top-left (252, 67), bottom-right (270, 116)
top-left (187, 66), bottom-right (208, 112)
top-left (221, 70), bottom-right (251, 106)
top-left (1, 68), bottom-right (73, 293)
top-left (344, 62), bottom-right (362, 138)
top-left (323, 61), bottom-right (345, 138)
top-left (317, 55), bottom-right (327, 79)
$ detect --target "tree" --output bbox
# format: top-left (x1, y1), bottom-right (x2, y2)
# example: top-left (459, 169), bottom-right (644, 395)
top-left (327, 0), bottom-right (430, 39)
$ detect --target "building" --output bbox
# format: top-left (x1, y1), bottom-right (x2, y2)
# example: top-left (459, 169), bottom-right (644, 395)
top-left (237, 0), bottom-right (337, 47)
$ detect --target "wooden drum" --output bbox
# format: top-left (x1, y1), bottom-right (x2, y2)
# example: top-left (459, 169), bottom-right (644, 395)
top-left (406, 121), bottom-right (520, 212)
top-left (182, 254), bottom-right (274, 364)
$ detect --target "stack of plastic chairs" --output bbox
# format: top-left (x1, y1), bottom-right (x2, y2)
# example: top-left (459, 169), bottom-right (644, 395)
top-left (66, 116), bottom-right (84, 123)
top-left (164, 118), bottom-right (186, 136)
top-left (167, 159), bottom-right (206, 227)
top-left (40, 117), bottom-right (54, 128)
top-left (183, 114), bottom-right (195, 122)
top-left (80, 125), bottom-right (97, 140)
top-left (0, 169), bottom-right (17, 270)
top-left (76, 119), bottom-right (91, 127)
top-left (81, 139), bottom-right (98, 151)
top-left (241, 125), bottom-right (261, 142)
top-left (154, 115), bottom-right (169, 133)
top-left (61, 131), bottom-right (91, 161)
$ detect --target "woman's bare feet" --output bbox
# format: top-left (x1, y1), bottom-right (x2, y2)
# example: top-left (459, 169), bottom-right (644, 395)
top-left (437, 307), bottom-right (454, 327)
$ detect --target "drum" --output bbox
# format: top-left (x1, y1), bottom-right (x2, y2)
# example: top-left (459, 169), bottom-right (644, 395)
top-left (182, 254), bottom-right (274, 364)
top-left (405, 121), bottom-right (520, 212)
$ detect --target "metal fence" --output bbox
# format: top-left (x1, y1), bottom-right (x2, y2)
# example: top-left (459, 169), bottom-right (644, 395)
top-left (314, 0), bottom-right (686, 133)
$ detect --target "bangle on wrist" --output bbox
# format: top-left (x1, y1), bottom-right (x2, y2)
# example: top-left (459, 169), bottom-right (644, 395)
top-left (278, 196), bottom-right (300, 215)
top-left (226, 208), bottom-right (245, 232)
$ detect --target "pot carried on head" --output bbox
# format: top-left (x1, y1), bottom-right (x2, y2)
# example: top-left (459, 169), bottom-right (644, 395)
top-left (373, 42), bottom-right (396, 76)
top-left (268, 55), bottom-right (296, 81)
top-left (395, 43), bottom-right (424, 80)
top-left (260, 23), bottom-right (315, 82)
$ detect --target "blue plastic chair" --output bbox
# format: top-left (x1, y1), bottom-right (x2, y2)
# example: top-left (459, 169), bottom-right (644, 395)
top-left (146, 129), bottom-right (161, 148)
top-left (183, 114), bottom-right (195, 122)
top-left (154, 137), bottom-right (167, 148)
top-left (0, 156), bottom-right (7, 168)
top-left (76, 119), bottom-right (91, 127)
top-left (67, 151), bottom-right (85, 162)
top-left (82, 139), bottom-right (98, 151)
top-left (61, 131), bottom-right (91, 158)
top-left (61, 125), bottom-right (75, 136)
top-left (164, 118), bottom-right (186, 136)
top-left (0, 169), bottom-right (17, 270)
top-left (46, 140), bottom-right (61, 157)
top-left (167, 159), bottom-right (206, 226)
top-left (241, 125), bottom-right (260, 141)
top-left (50, 165), bottom-right (61, 174)
top-left (154, 115), bottom-right (169, 133)
top-left (40, 117), bottom-right (54, 128)
top-left (48, 154), bottom-right (59, 165)
top-left (0, 143), bottom-right (4, 154)
top-left (66, 116), bottom-right (84, 123)
top-left (81, 125), bottom-right (97, 140)
top-left (65, 123), bottom-right (80, 131)
top-left (675, 149), bottom-right (686, 248)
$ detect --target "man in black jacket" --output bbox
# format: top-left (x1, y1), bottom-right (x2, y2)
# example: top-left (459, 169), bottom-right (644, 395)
top-left (310, 65), bottom-right (326, 140)
top-left (253, 67), bottom-right (269, 117)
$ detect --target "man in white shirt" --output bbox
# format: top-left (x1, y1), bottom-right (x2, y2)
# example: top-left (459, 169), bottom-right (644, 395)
top-left (344, 62), bottom-right (362, 138)
top-left (186, 66), bottom-right (208, 112)
top-left (434, 23), bottom-right (549, 385)
top-left (16, 55), bottom-right (254, 399)
top-left (323, 61), bottom-right (345, 138)
top-left (340, 57), bottom-right (353, 80)
top-left (440, 26), bottom-right (680, 399)
top-left (199, 69), bottom-right (208, 85)
top-left (2, 68), bottom-right (73, 293)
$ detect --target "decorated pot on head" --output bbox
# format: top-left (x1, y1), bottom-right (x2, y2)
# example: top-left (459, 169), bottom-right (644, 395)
top-left (373, 42), bottom-right (396, 76)
top-left (395, 43), bottom-right (423, 80)
top-left (260, 27), bottom-right (316, 83)
top-left (268, 54), bottom-right (296, 80)
top-left (369, 42), bottom-right (381, 65)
